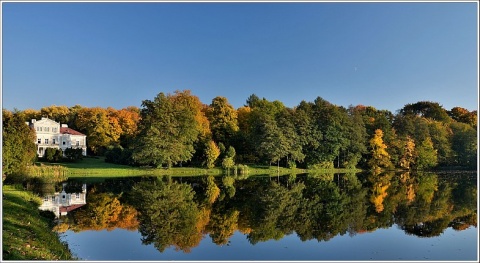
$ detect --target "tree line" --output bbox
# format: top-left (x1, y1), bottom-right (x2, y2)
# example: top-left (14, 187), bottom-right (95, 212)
top-left (2, 90), bottom-right (477, 177)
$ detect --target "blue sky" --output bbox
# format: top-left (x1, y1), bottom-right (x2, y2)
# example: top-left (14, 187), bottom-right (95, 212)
top-left (2, 2), bottom-right (478, 113)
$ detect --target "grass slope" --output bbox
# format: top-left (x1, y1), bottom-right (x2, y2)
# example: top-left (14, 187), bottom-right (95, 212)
top-left (2, 185), bottom-right (74, 260)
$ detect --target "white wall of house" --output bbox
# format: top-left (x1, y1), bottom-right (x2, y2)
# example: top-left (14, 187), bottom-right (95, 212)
top-left (29, 117), bottom-right (87, 157)
top-left (31, 118), bottom-right (62, 157)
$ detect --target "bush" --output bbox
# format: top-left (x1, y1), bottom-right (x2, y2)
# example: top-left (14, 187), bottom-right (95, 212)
top-left (222, 157), bottom-right (235, 169)
top-left (44, 148), bottom-right (63, 163)
top-left (105, 145), bottom-right (133, 165)
top-left (64, 148), bottom-right (83, 162)
top-left (308, 161), bottom-right (334, 170)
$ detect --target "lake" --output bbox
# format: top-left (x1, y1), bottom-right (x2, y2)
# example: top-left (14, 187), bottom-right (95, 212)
top-left (37, 171), bottom-right (478, 261)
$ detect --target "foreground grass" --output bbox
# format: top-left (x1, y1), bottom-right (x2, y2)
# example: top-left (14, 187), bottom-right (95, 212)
top-left (34, 157), bottom-right (361, 179)
top-left (2, 185), bottom-right (75, 260)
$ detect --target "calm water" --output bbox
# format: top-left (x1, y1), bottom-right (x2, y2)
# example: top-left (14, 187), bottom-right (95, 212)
top-left (38, 171), bottom-right (478, 261)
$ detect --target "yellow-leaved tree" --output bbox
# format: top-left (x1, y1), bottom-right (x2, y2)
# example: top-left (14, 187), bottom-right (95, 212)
top-left (368, 129), bottom-right (393, 171)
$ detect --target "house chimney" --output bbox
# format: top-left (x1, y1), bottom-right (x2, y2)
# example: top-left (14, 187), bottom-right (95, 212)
top-left (32, 119), bottom-right (36, 123)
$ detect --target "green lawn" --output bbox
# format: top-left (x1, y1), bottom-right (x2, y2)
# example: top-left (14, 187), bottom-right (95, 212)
top-left (33, 157), bottom-right (361, 179)
top-left (2, 185), bottom-right (75, 260)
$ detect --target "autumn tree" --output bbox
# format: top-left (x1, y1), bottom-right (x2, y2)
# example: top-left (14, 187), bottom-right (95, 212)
top-left (448, 107), bottom-right (477, 127)
top-left (234, 106), bottom-right (256, 163)
top-left (368, 129), bottom-right (393, 171)
top-left (204, 140), bottom-right (220, 169)
top-left (40, 105), bottom-right (71, 124)
top-left (399, 136), bottom-right (416, 169)
top-left (75, 107), bottom-right (121, 155)
top-left (21, 108), bottom-right (41, 122)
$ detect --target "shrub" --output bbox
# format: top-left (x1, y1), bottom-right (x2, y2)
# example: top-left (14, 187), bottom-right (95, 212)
top-left (64, 148), bottom-right (83, 162)
top-left (44, 148), bottom-right (63, 163)
top-left (105, 145), bottom-right (133, 165)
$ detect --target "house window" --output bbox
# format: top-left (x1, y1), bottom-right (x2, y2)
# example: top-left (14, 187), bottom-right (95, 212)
top-left (51, 196), bottom-right (56, 202)
top-left (53, 139), bottom-right (56, 144)
top-left (76, 141), bottom-right (80, 146)
top-left (75, 193), bottom-right (80, 199)
top-left (63, 141), bottom-right (66, 145)
top-left (39, 147), bottom-right (44, 154)
top-left (39, 127), bottom-right (42, 132)
top-left (44, 196), bottom-right (49, 201)
top-left (37, 138), bottom-right (41, 144)
top-left (45, 139), bottom-right (49, 144)
top-left (53, 128), bottom-right (57, 132)
top-left (45, 127), bottom-right (49, 132)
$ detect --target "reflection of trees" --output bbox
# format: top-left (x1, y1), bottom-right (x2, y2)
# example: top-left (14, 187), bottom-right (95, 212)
top-left (68, 191), bottom-right (139, 232)
top-left (56, 171), bottom-right (476, 249)
top-left (247, 181), bottom-right (304, 244)
top-left (295, 175), bottom-right (367, 242)
top-left (394, 172), bottom-right (477, 237)
top-left (130, 178), bottom-right (201, 253)
top-left (207, 208), bottom-right (239, 245)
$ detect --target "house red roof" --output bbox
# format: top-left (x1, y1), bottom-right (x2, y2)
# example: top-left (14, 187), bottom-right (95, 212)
top-left (60, 127), bottom-right (86, 136)
top-left (59, 204), bottom-right (86, 213)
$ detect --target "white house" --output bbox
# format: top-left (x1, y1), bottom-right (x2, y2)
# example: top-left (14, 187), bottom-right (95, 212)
top-left (28, 117), bottom-right (87, 157)
top-left (39, 183), bottom-right (87, 217)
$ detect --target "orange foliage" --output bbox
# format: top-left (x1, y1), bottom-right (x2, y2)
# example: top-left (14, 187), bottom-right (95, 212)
top-left (170, 90), bottom-right (211, 138)
top-left (237, 106), bottom-right (252, 132)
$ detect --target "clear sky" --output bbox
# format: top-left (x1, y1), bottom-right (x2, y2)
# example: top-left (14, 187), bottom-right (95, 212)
top-left (2, 2), bottom-right (478, 113)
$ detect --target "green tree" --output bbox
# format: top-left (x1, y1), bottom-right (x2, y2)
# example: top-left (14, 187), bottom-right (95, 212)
top-left (399, 101), bottom-right (451, 122)
top-left (415, 137), bottom-right (438, 170)
top-left (449, 122), bottom-right (477, 168)
top-left (2, 109), bottom-right (37, 179)
top-left (343, 106), bottom-right (368, 168)
top-left (222, 146), bottom-right (236, 170)
top-left (206, 96), bottom-right (239, 146)
top-left (132, 91), bottom-right (202, 168)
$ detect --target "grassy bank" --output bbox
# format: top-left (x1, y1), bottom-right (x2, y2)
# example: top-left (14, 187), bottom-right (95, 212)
top-left (33, 157), bottom-right (361, 179)
top-left (2, 185), bottom-right (75, 260)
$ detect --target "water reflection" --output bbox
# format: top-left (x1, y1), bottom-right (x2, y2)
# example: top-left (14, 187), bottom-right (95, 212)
top-left (38, 182), bottom-right (87, 217)
top-left (45, 171), bottom-right (477, 254)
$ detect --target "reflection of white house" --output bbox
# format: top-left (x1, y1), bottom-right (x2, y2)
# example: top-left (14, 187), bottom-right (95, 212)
top-left (39, 183), bottom-right (87, 217)
top-left (27, 117), bottom-right (87, 157)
